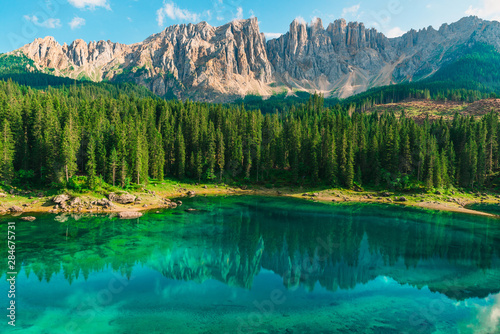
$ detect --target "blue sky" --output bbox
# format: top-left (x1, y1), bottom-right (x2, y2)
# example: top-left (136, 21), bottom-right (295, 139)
top-left (1, 0), bottom-right (499, 53)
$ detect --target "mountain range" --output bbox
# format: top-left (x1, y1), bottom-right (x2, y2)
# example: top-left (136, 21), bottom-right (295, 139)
top-left (4, 15), bottom-right (500, 102)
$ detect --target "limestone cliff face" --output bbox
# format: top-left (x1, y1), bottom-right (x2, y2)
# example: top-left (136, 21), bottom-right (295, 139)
top-left (266, 18), bottom-right (393, 98)
top-left (12, 16), bottom-right (500, 101)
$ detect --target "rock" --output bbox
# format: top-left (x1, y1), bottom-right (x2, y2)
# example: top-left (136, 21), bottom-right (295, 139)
top-left (96, 198), bottom-right (110, 206)
top-left (396, 197), bottom-right (408, 202)
top-left (69, 197), bottom-right (81, 206)
top-left (435, 190), bottom-right (442, 195)
top-left (203, 185), bottom-right (208, 189)
top-left (380, 192), bottom-right (391, 197)
top-left (168, 202), bottom-right (178, 209)
top-left (186, 208), bottom-right (198, 212)
top-left (9, 206), bottom-right (23, 212)
top-left (118, 211), bottom-right (143, 219)
top-left (187, 191), bottom-right (196, 196)
top-left (302, 193), bottom-right (309, 197)
top-left (53, 194), bottom-right (70, 204)
top-left (20, 216), bottom-right (36, 222)
top-left (108, 193), bottom-right (136, 204)
top-left (177, 201), bottom-right (182, 206)
top-left (108, 193), bottom-right (119, 202)
top-left (0, 193), bottom-right (6, 198)
top-left (32, 200), bottom-right (39, 205)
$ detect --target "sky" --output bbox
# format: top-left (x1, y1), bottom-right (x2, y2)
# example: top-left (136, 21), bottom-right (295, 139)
top-left (1, 0), bottom-right (500, 53)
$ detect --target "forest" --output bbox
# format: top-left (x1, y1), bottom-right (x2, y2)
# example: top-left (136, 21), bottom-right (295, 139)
top-left (0, 78), bottom-right (499, 192)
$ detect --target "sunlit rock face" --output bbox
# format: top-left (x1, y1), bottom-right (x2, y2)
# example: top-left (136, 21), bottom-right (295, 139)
top-left (13, 16), bottom-right (500, 101)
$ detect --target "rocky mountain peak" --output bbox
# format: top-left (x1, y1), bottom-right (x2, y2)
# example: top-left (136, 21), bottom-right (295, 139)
top-left (11, 16), bottom-right (500, 101)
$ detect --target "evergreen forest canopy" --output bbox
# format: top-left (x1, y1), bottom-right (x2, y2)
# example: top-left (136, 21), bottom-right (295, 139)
top-left (1, 79), bottom-right (500, 193)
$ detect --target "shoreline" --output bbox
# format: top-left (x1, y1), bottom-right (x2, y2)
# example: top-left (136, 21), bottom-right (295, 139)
top-left (1, 185), bottom-right (499, 218)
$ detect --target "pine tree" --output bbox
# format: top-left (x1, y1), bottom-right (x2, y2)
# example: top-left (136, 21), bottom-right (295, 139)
top-left (109, 148), bottom-right (118, 187)
top-left (61, 116), bottom-right (79, 183)
top-left (176, 128), bottom-right (186, 179)
top-left (345, 140), bottom-right (355, 189)
top-left (0, 120), bottom-right (15, 183)
top-left (216, 129), bottom-right (225, 182)
top-left (86, 135), bottom-right (97, 189)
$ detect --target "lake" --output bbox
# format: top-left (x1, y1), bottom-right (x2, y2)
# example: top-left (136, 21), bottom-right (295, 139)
top-left (1, 196), bottom-right (499, 333)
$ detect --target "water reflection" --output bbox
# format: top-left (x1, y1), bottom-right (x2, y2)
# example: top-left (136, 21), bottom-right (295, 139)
top-left (2, 196), bottom-right (499, 301)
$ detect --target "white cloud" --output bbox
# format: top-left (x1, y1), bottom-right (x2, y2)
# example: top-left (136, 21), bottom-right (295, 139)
top-left (342, 4), bottom-right (360, 18)
top-left (263, 32), bottom-right (282, 40)
top-left (24, 15), bottom-right (61, 28)
top-left (466, 0), bottom-right (500, 22)
top-left (69, 16), bottom-right (86, 29)
top-left (156, 1), bottom-right (201, 26)
top-left (294, 16), bottom-right (306, 25)
top-left (386, 26), bottom-right (405, 38)
top-left (234, 7), bottom-right (243, 20)
top-left (68, 0), bottom-right (111, 10)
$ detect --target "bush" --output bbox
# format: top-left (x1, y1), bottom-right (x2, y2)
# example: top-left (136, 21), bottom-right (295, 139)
top-left (68, 176), bottom-right (87, 192)
top-left (13, 169), bottom-right (35, 187)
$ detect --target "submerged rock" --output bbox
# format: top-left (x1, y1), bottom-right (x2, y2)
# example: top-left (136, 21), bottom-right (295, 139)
top-left (20, 216), bottom-right (36, 222)
top-left (118, 211), bottom-right (143, 219)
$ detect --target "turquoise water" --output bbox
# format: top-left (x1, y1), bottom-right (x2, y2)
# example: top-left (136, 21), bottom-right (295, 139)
top-left (1, 196), bottom-right (500, 333)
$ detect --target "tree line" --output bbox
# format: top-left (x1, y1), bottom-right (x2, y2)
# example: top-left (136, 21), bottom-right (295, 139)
top-left (0, 79), bottom-right (499, 191)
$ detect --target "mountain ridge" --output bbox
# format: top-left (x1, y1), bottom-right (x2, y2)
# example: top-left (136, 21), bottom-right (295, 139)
top-left (7, 15), bottom-right (500, 102)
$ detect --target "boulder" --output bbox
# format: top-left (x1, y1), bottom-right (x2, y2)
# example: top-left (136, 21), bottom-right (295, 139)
top-left (108, 193), bottom-right (136, 204)
top-left (20, 216), bottom-right (36, 222)
top-left (53, 194), bottom-right (70, 204)
top-left (0, 193), bottom-right (7, 198)
top-left (187, 191), bottom-right (196, 196)
top-left (96, 198), bottom-right (111, 206)
top-left (118, 211), bottom-right (143, 219)
top-left (9, 206), bottom-right (23, 212)
top-left (69, 197), bottom-right (82, 206)
top-left (396, 197), bottom-right (408, 202)
top-left (108, 193), bottom-right (119, 202)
